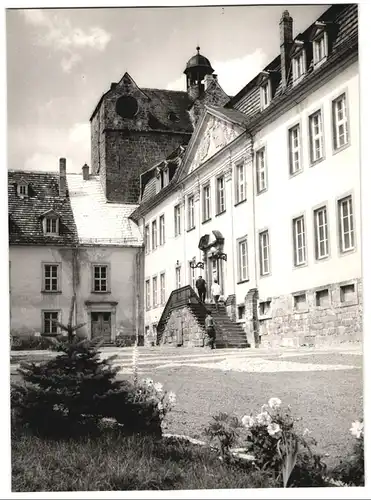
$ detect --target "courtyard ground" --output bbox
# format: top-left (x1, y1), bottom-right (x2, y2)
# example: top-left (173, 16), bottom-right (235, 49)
top-left (11, 344), bottom-right (363, 467)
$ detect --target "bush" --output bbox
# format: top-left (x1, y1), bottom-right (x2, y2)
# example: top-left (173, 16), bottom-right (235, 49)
top-left (10, 334), bottom-right (54, 351)
top-left (114, 334), bottom-right (136, 347)
top-left (331, 419), bottom-right (364, 486)
top-left (204, 412), bottom-right (242, 460)
top-left (11, 339), bottom-right (171, 439)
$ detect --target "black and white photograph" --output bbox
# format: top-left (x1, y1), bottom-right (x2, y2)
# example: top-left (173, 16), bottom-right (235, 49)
top-left (4, 1), bottom-right (368, 496)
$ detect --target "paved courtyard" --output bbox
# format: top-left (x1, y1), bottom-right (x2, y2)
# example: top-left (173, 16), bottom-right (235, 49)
top-left (11, 344), bottom-right (363, 467)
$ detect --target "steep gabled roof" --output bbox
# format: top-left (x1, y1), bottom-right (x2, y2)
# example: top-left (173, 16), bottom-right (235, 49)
top-left (8, 170), bottom-right (78, 246)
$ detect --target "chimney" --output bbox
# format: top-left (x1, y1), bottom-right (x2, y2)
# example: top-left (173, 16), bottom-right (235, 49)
top-left (82, 163), bottom-right (90, 180)
top-left (59, 157), bottom-right (66, 197)
top-left (280, 10), bottom-right (293, 90)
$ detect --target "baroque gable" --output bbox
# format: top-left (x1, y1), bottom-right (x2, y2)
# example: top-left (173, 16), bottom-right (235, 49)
top-left (185, 113), bottom-right (243, 176)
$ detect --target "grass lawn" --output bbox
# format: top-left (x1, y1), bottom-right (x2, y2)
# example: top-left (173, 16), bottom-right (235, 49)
top-left (12, 431), bottom-right (276, 492)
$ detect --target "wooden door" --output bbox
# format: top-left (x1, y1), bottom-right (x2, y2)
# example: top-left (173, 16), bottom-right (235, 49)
top-left (91, 312), bottom-right (111, 342)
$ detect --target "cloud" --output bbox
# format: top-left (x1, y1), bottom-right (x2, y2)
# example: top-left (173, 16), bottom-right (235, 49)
top-left (20, 9), bottom-right (111, 72)
top-left (166, 49), bottom-right (268, 97)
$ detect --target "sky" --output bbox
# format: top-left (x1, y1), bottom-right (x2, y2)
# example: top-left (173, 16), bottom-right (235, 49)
top-left (6, 4), bottom-right (329, 174)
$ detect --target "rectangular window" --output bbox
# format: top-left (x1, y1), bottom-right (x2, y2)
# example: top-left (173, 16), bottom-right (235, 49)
top-left (43, 264), bottom-right (60, 292)
top-left (293, 216), bottom-right (306, 266)
top-left (43, 311), bottom-right (59, 335)
top-left (151, 220), bottom-right (157, 250)
top-left (189, 264), bottom-right (196, 289)
top-left (159, 215), bottom-right (165, 245)
top-left (237, 305), bottom-right (245, 320)
top-left (293, 51), bottom-right (306, 82)
top-left (45, 217), bottom-right (58, 234)
top-left (152, 276), bottom-right (158, 308)
top-left (309, 110), bottom-right (324, 163)
top-left (256, 148), bottom-right (267, 193)
top-left (316, 289), bottom-right (329, 307)
top-left (340, 283), bottom-right (355, 303)
top-left (238, 238), bottom-right (248, 282)
top-left (338, 196), bottom-right (354, 252)
top-left (19, 184), bottom-right (27, 195)
top-left (314, 206), bottom-right (329, 259)
top-left (160, 272), bottom-right (166, 305)
top-left (293, 293), bottom-right (307, 311)
top-left (313, 33), bottom-right (327, 64)
top-left (187, 195), bottom-right (195, 230)
top-left (202, 184), bottom-right (211, 222)
top-left (259, 300), bottom-right (272, 317)
top-left (145, 279), bottom-right (150, 310)
top-left (332, 93), bottom-right (349, 150)
top-left (93, 265), bottom-right (108, 292)
top-left (259, 230), bottom-right (270, 276)
top-left (235, 162), bottom-right (246, 204)
top-left (145, 224), bottom-right (150, 252)
top-left (260, 81), bottom-right (270, 109)
top-left (174, 205), bottom-right (181, 237)
top-left (216, 176), bottom-right (225, 214)
top-left (288, 125), bottom-right (301, 175)
top-left (175, 266), bottom-right (181, 289)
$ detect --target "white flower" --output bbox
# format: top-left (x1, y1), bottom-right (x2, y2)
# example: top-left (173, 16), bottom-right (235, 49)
top-left (267, 422), bottom-right (281, 437)
top-left (303, 428), bottom-right (311, 437)
top-left (157, 401), bottom-right (164, 411)
top-left (143, 378), bottom-right (154, 387)
top-left (268, 397), bottom-right (282, 410)
top-left (168, 391), bottom-right (176, 405)
top-left (241, 415), bottom-right (255, 429)
top-left (256, 411), bottom-right (272, 426)
top-left (154, 382), bottom-right (163, 393)
top-left (261, 404), bottom-right (269, 412)
top-left (350, 420), bottom-right (364, 439)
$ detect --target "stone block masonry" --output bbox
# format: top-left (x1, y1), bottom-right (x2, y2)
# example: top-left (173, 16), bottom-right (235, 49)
top-left (159, 306), bottom-right (205, 348)
top-left (257, 278), bottom-right (362, 347)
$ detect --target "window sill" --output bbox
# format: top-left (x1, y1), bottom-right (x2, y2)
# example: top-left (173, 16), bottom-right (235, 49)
top-left (202, 218), bottom-right (212, 225)
top-left (309, 156), bottom-right (325, 168)
top-left (293, 308), bottom-right (309, 314)
top-left (91, 290), bottom-right (111, 294)
top-left (315, 304), bottom-right (331, 310)
top-left (293, 262), bottom-right (308, 270)
top-left (234, 199), bottom-right (247, 207)
top-left (289, 168), bottom-right (303, 179)
top-left (339, 247), bottom-right (356, 257)
top-left (258, 314), bottom-right (272, 321)
top-left (41, 290), bottom-right (62, 294)
top-left (237, 279), bottom-right (249, 285)
top-left (215, 209), bottom-right (226, 218)
top-left (256, 188), bottom-right (268, 196)
top-left (187, 226), bottom-right (196, 233)
top-left (313, 57), bottom-right (327, 70)
top-left (260, 272), bottom-right (271, 279)
top-left (332, 142), bottom-right (350, 157)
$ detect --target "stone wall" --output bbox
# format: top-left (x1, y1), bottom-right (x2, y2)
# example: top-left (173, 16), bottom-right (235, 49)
top-left (225, 294), bottom-right (236, 322)
top-left (258, 278), bottom-right (362, 347)
top-left (189, 80), bottom-right (230, 128)
top-left (160, 306), bottom-right (205, 347)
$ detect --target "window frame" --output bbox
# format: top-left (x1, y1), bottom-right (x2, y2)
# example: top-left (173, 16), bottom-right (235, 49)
top-left (152, 275), bottom-right (158, 308)
top-left (159, 214), bottom-right (165, 245)
top-left (259, 230), bottom-right (271, 276)
top-left (92, 263), bottom-right (110, 293)
top-left (313, 31), bottom-right (328, 67)
top-left (160, 272), bottom-right (166, 305)
top-left (202, 183), bottom-right (211, 222)
top-left (174, 204), bottom-right (181, 237)
top-left (145, 279), bottom-right (151, 310)
top-left (260, 80), bottom-right (271, 110)
top-left (145, 224), bottom-right (150, 253)
top-left (215, 175), bottom-right (226, 215)
top-left (187, 195), bottom-right (195, 230)
top-left (42, 262), bottom-right (61, 293)
top-left (292, 50), bottom-right (306, 84)
top-left (313, 205), bottom-right (329, 260)
top-left (308, 109), bottom-right (325, 165)
top-left (292, 215), bottom-right (307, 267)
top-left (337, 195), bottom-right (355, 254)
top-left (151, 219), bottom-right (158, 251)
top-left (175, 265), bottom-right (182, 289)
top-left (255, 147), bottom-right (267, 194)
top-left (288, 123), bottom-right (302, 176)
top-left (332, 91), bottom-right (350, 153)
top-left (234, 161), bottom-right (246, 205)
top-left (237, 236), bottom-right (248, 283)
top-left (42, 310), bottom-right (60, 335)
top-left (44, 216), bottom-right (59, 236)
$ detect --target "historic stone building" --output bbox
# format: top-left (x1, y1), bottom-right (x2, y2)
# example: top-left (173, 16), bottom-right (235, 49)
top-left (131, 3), bottom-right (361, 348)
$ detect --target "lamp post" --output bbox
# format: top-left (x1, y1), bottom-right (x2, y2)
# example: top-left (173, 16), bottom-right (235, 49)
top-left (189, 256), bottom-right (204, 269)
top-left (209, 246), bottom-right (227, 261)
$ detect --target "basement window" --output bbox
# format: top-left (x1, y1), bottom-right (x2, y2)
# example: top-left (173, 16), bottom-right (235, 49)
top-left (259, 300), bottom-right (272, 317)
top-left (316, 288), bottom-right (329, 308)
top-left (293, 293), bottom-right (307, 311)
top-left (340, 284), bottom-right (355, 303)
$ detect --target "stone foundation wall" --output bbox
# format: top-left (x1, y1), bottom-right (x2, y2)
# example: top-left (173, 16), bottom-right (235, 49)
top-left (160, 306), bottom-right (205, 347)
top-left (258, 278), bottom-right (362, 347)
top-left (225, 294), bottom-right (236, 322)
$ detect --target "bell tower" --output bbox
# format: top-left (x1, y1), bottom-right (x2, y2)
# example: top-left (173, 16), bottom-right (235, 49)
top-left (184, 46), bottom-right (214, 101)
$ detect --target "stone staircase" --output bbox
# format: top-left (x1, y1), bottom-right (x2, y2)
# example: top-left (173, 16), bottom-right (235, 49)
top-left (189, 302), bottom-right (249, 349)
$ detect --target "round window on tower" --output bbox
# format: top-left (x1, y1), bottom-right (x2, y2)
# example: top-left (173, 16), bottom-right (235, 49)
top-left (115, 96), bottom-right (139, 119)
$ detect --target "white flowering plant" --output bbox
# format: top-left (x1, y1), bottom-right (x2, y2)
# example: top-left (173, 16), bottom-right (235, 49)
top-left (204, 412), bottom-right (242, 461)
top-left (133, 378), bottom-right (177, 421)
top-left (331, 418), bottom-right (364, 486)
top-left (241, 398), bottom-right (326, 487)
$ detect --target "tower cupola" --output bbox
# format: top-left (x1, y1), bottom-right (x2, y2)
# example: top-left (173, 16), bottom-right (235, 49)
top-left (184, 46), bottom-right (214, 100)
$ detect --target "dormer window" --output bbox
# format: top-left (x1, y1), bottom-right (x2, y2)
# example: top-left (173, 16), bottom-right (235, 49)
top-left (260, 80), bottom-right (271, 110)
top-left (41, 209), bottom-right (60, 236)
top-left (17, 180), bottom-right (29, 198)
top-left (311, 22), bottom-right (328, 68)
top-left (292, 50), bottom-right (306, 84)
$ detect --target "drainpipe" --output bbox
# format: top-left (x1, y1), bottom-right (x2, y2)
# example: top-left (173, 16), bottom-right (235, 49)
top-left (72, 244), bottom-right (79, 329)
top-left (229, 147), bottom-right (237, 302)
top-left (246, 129), bottom-right (257, 289)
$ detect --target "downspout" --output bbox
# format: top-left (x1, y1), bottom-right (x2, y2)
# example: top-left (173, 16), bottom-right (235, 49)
top-left (72, 244), bottom-right (79, 329)
top-left (229, 146), bottom-right (237, 300)
top-left (246, 129), bottom-right (258, 289)
top-left (136, 216), bottom-right (145, 344)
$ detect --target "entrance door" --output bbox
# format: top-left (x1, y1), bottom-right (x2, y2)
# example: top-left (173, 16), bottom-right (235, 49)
top-left (91, 312), bottom-right (111, 342)
top-left (208, 258), bottom-right (223, 296)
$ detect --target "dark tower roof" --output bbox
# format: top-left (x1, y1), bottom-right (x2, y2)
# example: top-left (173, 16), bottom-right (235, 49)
top-left (184, 46), bottom-right (214, 75)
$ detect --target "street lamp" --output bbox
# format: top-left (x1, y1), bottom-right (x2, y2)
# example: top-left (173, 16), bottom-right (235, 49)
top-left (210, 246), bottom-right (227, 261)
top-left (189, 256), bottom-right (204, 269)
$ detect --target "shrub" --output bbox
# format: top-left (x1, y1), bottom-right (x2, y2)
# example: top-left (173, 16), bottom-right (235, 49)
top-left (331, 419), bottom-right (364, 486)
top-left (115, 334), bottom-right (136, 347)
top-left (10, 334), bottom-right (54, 351)
top-left (204, 412), bottom-right (242, 460)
